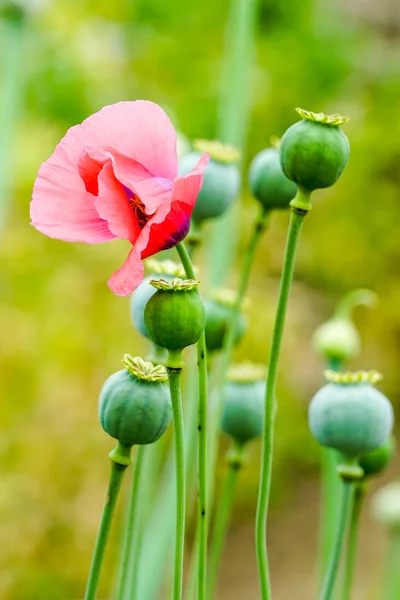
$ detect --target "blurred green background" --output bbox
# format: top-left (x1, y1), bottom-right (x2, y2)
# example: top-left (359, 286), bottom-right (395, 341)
top-left (1, 0), bottom-right (400, 598)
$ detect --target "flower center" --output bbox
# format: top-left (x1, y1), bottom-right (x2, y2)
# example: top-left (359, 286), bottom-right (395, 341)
top-left (124, 185), bottom-right (153, 229)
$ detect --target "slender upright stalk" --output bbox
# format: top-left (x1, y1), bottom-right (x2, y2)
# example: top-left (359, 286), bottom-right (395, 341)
top-left (384, 527), bottom-right (400, 600)
top-left (185, 209), bottom-right (269, 600)
top-left (0, 13), bottom-right (26, 234)
top-left (117, 445), bottom-right (146, 600)
top-left (167, 363), bottom-right (186, 600)
top-left (341, 483), bottom-right (365, 600)
top-left (319, 358), bottom-right (342, 579)
top-left (176, 241), bottom-right (208, 600)
top-left (207, 442), bottom-right (244, 599)
top-left (84, 442), bottom-right (131, 600)
top-left (210, 0), bottom-right (260, 286)
top-left (319, 480), bottom-right (355, 600)
top-left (255, 205), bottom-right (308, 600)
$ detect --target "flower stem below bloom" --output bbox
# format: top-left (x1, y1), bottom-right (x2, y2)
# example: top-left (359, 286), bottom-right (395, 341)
top-left (341, 483), bottom-right (365, 600)
top-left (167, 360), bottom-right (186, 600)
top-left (176, 241), bottom-right (208, 600)
top-left (84, 442), bottom-right (131, 600)
top-left (207, 442), bottom-right (244, 599)
top-left (318, 479), bottom-right (355, 600)
top-left (117, 445), bottom-right (146, 600)
top-left (255, 205), bottom-right (309, 600)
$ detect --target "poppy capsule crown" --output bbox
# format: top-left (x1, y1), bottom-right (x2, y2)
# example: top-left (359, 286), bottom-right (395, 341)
top-left (179, 140), bottom-right (241, 223)
top-left (308, 370), bottom-right (394, 459)
top-left (99, 356), bottom-right (172, 447)
top-left (144, 278), bottom-right (206, 352)
top-left (280, 108), bottom-right (350, 192)
top-left (130, 259), bottom-right (187, 339)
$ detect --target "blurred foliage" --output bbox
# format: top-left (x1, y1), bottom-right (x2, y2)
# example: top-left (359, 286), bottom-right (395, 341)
top-left (1, 0), bottom-right (400, 597)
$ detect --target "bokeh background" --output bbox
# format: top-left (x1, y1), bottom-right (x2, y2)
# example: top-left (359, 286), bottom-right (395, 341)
top-left (1, 0), bottom-right (400, 598)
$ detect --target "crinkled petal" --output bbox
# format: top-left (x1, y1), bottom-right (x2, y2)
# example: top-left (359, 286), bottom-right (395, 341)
top-left (31, 100), bottom-right (177, 243)
top-left (79, 101), bottom-right (177, 179)
top-left (108, 246), bottom-right (144, 296)
top-left (95, 163), bottom-right (141, 242)
top-left (140, 153), bottom-right (209, 259)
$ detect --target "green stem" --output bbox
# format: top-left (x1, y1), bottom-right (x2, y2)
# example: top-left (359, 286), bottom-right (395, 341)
top-left (0, 15), bottom-right (25, 233)
top-left (167, 362), bottom-right (186, 600)
top-left (209, 0), bottom-right (260, 286)
top-left (385, 527), bottom-right (400, 600)
top-left (255, 205), bottom-right (308, 600)
top-left (84, 442), bottom-right (131, 600)
top-left (319, 359), bottom-right (342, 581)
top-left (176, 241), bottom-right (208, 600)
top-left (185, 209), bottom-right (269, 600)
top-left (207, 443), bottom-right (244, 599)
top-left (117, 445), bottom-right (146, 600)
top-left (318, 480), bottom-right (355, 600)
top-left (341, 483), bottom-right (364, 600)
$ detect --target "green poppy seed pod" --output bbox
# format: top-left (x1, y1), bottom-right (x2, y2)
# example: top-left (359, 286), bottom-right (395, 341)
top-left (308, 371), bottom-right (393, 458)
top-left (130, 259), bottom-right (186, 338)
top-left (280, 108), bottom-right (350, 192)
top-left (144, 278), bottom-right (205, 352)
top-left (249, 147), bottom-right (297, 210)
top-left (99, 356), bottom-right (172, 446)
top-left (204, 288), bottom-right (247, 353)
top-left (313, 289), bottom-right (377, 364)
top-left (221, 363), bottom-right (266, 445)
top-left (359, 436), bottom-right (396, 478)
top-left (179, 140), bottom-right (241, 223)
top-left (372, 482), bottom-right (400, 529)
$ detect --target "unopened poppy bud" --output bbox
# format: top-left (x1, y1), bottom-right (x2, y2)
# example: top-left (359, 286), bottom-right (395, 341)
top-left (99, 356), bottom-right (172, 447)
top-left (280, 108), bottom-right (350, 194)
top-left (144, 278), bottom-right (205, 352)
top-left (179, 140), bottom-right (241, 223)
top-left (308, 371), bottom-right (393, 458)
top-left (204, 288), bottom-right (247, 353)
top-left (313, 289), bottom-right (377, 364)
top-left (221, 363), bottom-right (266, 445)
top-left (249, 146), bottom-right (297, 211)
top-left (130, 259), bottom-right (187, 338)
top-left (359, 436), bottom-right (396, 478)
top-left (372, 482), bottom-right (400, 529)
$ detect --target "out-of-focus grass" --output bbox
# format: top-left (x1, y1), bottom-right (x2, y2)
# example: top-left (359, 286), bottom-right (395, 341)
top-left (1, 0), bottom-right (400, 597)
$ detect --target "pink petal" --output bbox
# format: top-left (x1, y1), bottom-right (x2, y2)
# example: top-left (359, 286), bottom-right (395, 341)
top-left (79, 101), bottom-right (178, 179)
top-left (31, 101), bottom-right (177, 243)
top-left (108, 247), bottom-right (144, 296)
top-left (78, 146), bottom-right (152, 195)
top-left (31, 152), bottom-right (115, 244)
top-left (140, 153), bottom-right (209, 259)
top-left (95, 162), bottom-right (141, 242)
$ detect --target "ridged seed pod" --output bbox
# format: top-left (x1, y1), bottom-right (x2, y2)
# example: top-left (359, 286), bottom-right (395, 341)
top-left (249, 146), bottom-right (297, 210)
top-left (205, 288), bottom-right (246, 353)
top-left (308, 371), bottom-right (393, 458)
top-left (280, 108), bottom-right (350, 192)
top-left (99, 356), bottom-right (172, 446)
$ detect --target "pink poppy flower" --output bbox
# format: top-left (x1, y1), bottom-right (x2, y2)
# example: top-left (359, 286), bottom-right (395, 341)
top-left (31, 101), bottom-right (209, 295)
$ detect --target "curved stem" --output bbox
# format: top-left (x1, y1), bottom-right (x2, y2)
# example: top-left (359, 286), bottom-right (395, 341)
top-left (176, 241), bottom-right (208, 600)
top-left (385, 527), bottom-right (400, 600)
top-left (207, 442), bottom-right (244, 599)
top-left (167, 363), bottom-right (186, 600)
top-left (318, 480), bottom-right (354, 600)
top-left (117, 445), bottom-right (146, 600)
top-left (84, 442), bottom-right (131, 600)
top-left (341, 483), bottom-right (364, 600)
top-left (255, 206), bottom-right (308, 600)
